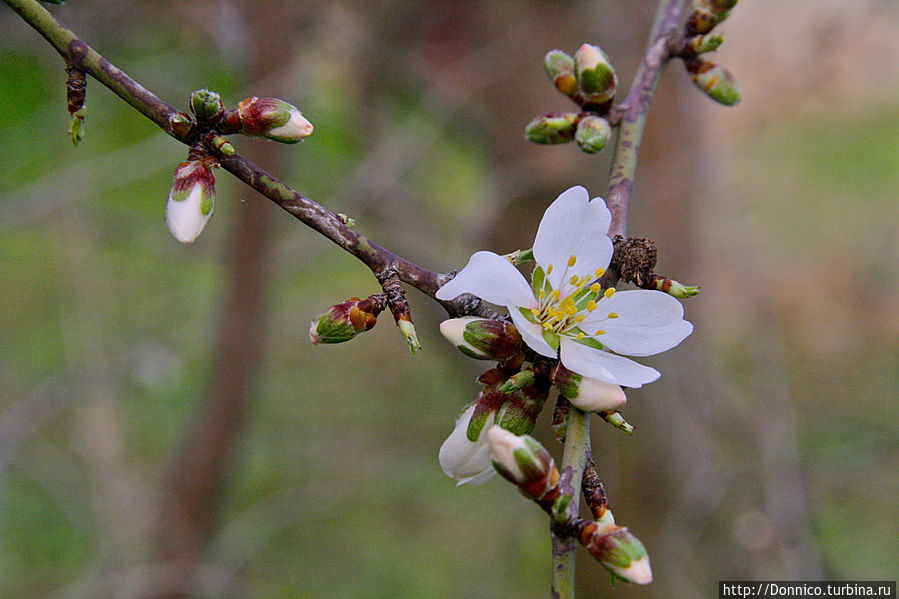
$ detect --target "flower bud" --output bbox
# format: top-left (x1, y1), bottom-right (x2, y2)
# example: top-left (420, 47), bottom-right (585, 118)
top-left (684, 33), bottom-right (723, 55)
top-left (552, 363), bottom-right (626, 412)
top-left (581, 523), bottom-right (653, 585)
top-left (574, 44), bottom-right (617, 104)
top-left (309, 296), bottom-right (385, 345)
top-left (543, 49), bottom-right (578, 96)
top-left (525, 112), bottom-right (578, 145)
top-left (189, 89), bottom-right (224, 122)
top-left (698, 0), bottom-right (737, 23)
top-left (165, 157), bottom-right (217, 244)
top-left (650, 274), bottom-right (701, 298)
top-left (574, 115), bottom-right (612, 154)
top-left (600, 410), bottom-right (635, 435)
top-left (685, 7), bottom-right (718, 35)
top-left (440, 404), bottom-right (497, 486)
top-left (397, 317), bottom-right (421, 353)
top-left (487, 426), bottom-right (559, 499)
top-left (494, 384), bottom-right (547, 436)
top-left (440, 317), bottom-right (523, 361)
top-left (234, 96), bottom-right (313, 143)
top-left (686, 59), bottom-right (741, 106)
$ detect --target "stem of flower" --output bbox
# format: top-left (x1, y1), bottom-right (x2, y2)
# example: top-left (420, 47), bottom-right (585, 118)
top-left (551, 406), bottom-right (591, 598)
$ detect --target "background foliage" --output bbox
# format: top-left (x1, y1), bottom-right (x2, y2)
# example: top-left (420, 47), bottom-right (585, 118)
top-left (1, 1), bottom-right (897, 597)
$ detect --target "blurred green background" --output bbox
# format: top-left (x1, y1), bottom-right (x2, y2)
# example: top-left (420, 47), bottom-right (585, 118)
top-left (1, 1), bottom-right (897, 597)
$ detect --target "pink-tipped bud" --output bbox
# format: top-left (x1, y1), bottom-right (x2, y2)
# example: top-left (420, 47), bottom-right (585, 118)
top-left (580, 522), bottom-right (653, 584)
top-left (551, 363), bottom-right (626, 412)
top-left (439, 317), bottom-right (523, 361)
top-left (574, 43), bottom-right (617, 104)
top-left (309, 296), bottom-right (385, 344)
top-left (235, 97), bottom-right (313, 143)
top-left (487, 426), bottom-right (559, 500)
top-left (165, 157), bottom-right (218, 243)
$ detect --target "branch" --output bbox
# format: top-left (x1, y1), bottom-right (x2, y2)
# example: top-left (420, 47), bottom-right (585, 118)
top-left (2, 0), bottom-right (496, 317)
top-left (550, 0), bottom-right (685, 593)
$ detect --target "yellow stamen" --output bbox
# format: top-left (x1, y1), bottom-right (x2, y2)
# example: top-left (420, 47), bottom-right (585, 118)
top-left (546, 264), bottom-right (554, 275)
top-left (594, 268), bottom-right (605, 277)
top-left (568, 255), bottom-right (577, 267)
top-left (539, 289), bottom-right (546, 299)
top-left (530, 308), bottom-right (540, 316)
top-left (596, 330), bottom-right (605, 335)
top-left (576, 332), bottom-right (584, 340)
top-left (550, 289), bottom-right (561, 301)
top-left (590, 283), bottom-right (601, 294)
top-left (608, 312), bottom-right (619, 319)
top-left (570, 275), bottom-right (579, 285)
top-left (603, 287), bottom-right (616, 299)
top-left (543, 322), bottom-right (553, 330)
top-left (587, 300), bottom-right (597, 312)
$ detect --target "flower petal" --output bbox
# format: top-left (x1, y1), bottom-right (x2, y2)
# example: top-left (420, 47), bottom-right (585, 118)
top-left (509, 308), bottom-right (557, 358)
top-left (533, 186), bottom-right (613, 289)
top-left (439, 405), bottom-right (496, 486)
top-left (583, 290), bottom-right (693, 357)
top-left (560, 337), bottom-right (660, 388)
top-left (436, 251), bottom-right (535, 309)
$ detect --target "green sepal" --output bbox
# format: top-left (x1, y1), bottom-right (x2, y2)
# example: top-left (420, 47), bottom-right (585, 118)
top-left (499, 369), bottom-right (536, 394)
top-left (531, 265), bottom-right (546, 297)
top-left (570, 329), bottom-right (604, 351)
top-left (542, 330), bottom-right (560, 350)
top-left (518, 306), bottom-right (539, 325)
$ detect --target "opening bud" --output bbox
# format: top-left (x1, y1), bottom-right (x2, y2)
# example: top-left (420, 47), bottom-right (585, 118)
top-left (581, 523), bottom-right (653, 585)
top-left (574, 115), bottom-right (612, 154)
top-left (525, 112), bottom-right (579, 145)
top-left (309, 295), bottom-right (385, 345)
top-left (574, 44), bottom-right (617, 104)
top-left (439, 317), bottom-right (523, 361)
top-left (686, 59), bottom-right (741, 105)
top-left (487, 426), bottom-right (558, 499)
top-left (165, 157), bottom-right (217, 244)
top-left (552, 363), bottom-right (626, 412)
top-left (189, 89), bottom-right (224, 122)
top-left (544, 49), bottom-right (578, 96)
top-left (235, 97), bottom-right (313, 143)
top-left (440, 403), bottom-right (497, 486)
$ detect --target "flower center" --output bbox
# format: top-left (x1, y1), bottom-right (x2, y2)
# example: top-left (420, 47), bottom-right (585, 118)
top-left (530, 254), bottom-right (615, 339)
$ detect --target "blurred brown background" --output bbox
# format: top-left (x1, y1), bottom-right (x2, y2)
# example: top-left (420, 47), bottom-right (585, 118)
top-left (1, 1), bottom-right (896, 597)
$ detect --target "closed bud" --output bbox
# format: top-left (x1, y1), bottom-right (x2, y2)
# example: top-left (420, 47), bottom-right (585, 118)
top-left (600, 410), bottom-right (635, 435)
top-left (309, 295), bottom-right (385, 345)
top-left (165, 157), bottom-right (217, 244)
top-left (686, 59), bottom-right (741, 106)
top-left (525, 112), bottom-right (578, 145)
top-left (697, 0), bottom-right (737, 23)
top-left (397, 317), bottom-right (421, 354)
top-left (574, 43), bottom-right (617, 104)
top-left (494, 383), bottom-right (547, 436)
top-left (487, 426), bottom-right (559, 500)
top-left (684, 33), bottom-right (724, 55)
top-left (234, 96), bottom-right (313, 143)
top-left (189, 89), bottom-right (224, 122)
top-left (575, 115), bottom-right (612, 154)
top-left (685, 7), bottom-right (718, 35)
top-left (544, 49), bottom-right (578, 96)
top-left (650, 275), bottom-right (701, 298)
top-left (440, 317), bottom-right (523, 361)
top-left (581, 523), bottom-right (653, 585)
top-left (552, 363), bottom-right (626, 412)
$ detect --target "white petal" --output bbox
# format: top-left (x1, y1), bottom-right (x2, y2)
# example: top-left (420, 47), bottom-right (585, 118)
top-left (438, 405), bottom-right (496, 486)
top-left (267, 109), bottom-right (313, 141)
top-left (509, 308), bottom-right (557, 358)
top-left (567, 377), bottom-right (627, 412)
top-left (436, 251), bottom-right (535, 309)
top-left (533, 186), bottom-right (613, 289)
top-left (166, 185), bottom-right (211, 244)
top-left (583, 290), bottom-right (693, 357)
top-left (559, 337), bottom-right (660, 388)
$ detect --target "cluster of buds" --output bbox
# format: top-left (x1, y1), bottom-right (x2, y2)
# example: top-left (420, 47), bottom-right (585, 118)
top-left (165, 155), bottom-right (218, 243)
top-left (309, 294), bottom-right (387, 345)
top-left (488, 427), bottom-right (652, 584)
top-left (680, 0), bottom-right (741, 106)
top-left (527, 44), bottom-right (617, 154)
top-left (223, 96), bottom-right (313, 144)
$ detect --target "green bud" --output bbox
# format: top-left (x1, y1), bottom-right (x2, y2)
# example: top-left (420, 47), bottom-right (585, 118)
top-left (697, 0), bottom-right (737, 22)
top-left (543, 49), bottom-right (578, 96)
top-left (309, 296), bottom-right (384, 344)
top-left (574, 43), bottom-right (617, 104)
top-left (600, 410), bottom-right (635, 435)
top-left (168, 113), bottom-right (193, 137)
top-left (68, 110), bottom-right (84, 147)
top-left (189, 89), bottom-right (224, 122)
top-left (685, 7), bottom-right (718, 35)
top-left (574, 115), bottom-right (612, 154)
top-left (684, 33), bottom-right (723, 55)
top-left (525, 112), bottom-right (578, 145)
top-left (651, 275), bottom-right (701, 298)
top-left (211, 135), bottom-right (236, 155)
top-left (440, 318), bottom-right (523, 361)
top-left (397, 318), bottom-right (421, 354)
top-left (686, 59), bottom-right (741, 106)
